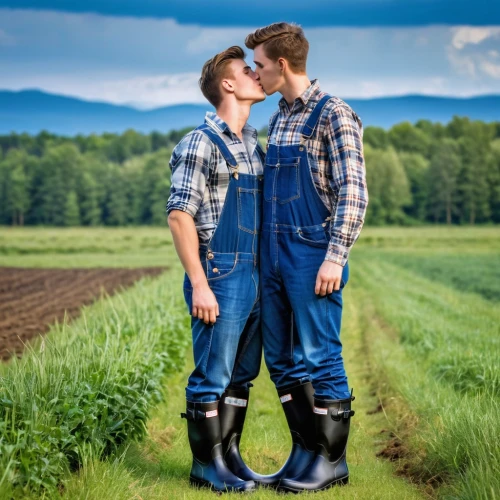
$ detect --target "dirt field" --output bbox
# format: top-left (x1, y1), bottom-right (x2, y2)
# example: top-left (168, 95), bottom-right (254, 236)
top-left (0, 267), bottom-right (166, 360)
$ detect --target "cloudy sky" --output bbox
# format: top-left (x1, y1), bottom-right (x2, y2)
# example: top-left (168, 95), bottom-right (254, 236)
top-left (0, 0), bottom-right (499, 109)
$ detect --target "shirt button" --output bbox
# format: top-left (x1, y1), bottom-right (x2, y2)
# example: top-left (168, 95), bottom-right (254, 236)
top-left (213, 267), bottom-right (219, 273)
top-left (207, 253), bottom-right (214, 260)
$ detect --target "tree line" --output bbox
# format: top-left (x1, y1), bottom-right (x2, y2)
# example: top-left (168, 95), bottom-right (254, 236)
top-left (0, 117), bottom-right (499, 226)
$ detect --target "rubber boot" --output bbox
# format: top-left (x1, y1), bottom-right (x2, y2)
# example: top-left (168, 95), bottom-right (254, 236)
top-left (219, 386), bottom-right (280, 486)
top-left (278, 393), bottom-right (355, 492)
top-left (219, 381), bottom-right (316, 487)
top-left (181, 400), bottom-right (256, 493)
top-left (275, 380), bottom-right (317, 481)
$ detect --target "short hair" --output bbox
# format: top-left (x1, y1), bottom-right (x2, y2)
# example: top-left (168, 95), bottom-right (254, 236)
top-left (245, 22), bottom-right (308, 73)
top-left (199, 46), bottom-right (246, 108)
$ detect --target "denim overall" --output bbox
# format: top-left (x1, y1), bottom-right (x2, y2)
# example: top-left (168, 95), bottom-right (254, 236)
top-left (261, 95), bottom-right (351, 400)
top-left (184, 124), bottom-right (263, 402)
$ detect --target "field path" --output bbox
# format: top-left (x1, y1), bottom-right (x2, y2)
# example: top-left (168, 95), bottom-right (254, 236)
top-left (110, 285), bottom-right (427, 500)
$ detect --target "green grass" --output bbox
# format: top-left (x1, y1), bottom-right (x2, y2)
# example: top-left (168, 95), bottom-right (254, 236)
top-left (1, 225), bottom-right (498, 498)
top-left (55, 282), bottom-right (425, 500)
top-left (0, 265), bottom-right (190, 498)
top-left (349, 229), bottom-right (500, 499)
top-left (0, 226), bottom-right (173, 268)
top-left (365, 250), bottom-right (500, 302)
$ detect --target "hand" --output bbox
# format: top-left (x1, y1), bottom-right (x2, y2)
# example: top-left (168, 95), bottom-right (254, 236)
top-left (192, 283), bottom-right (220, 324)
top-left (315, 261), bottom-right (343, 296)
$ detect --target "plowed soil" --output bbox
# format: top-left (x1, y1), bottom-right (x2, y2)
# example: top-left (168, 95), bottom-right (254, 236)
top-left (0, 267), bottom-right (165, 360)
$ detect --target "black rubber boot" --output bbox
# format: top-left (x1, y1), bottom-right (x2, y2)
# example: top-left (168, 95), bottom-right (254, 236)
top-left (181, 400), bottom-right (256, 493)
top-left (277, 394), bottom-right (355, 493)
top-left (219, 381), bottom-right (316, 487)
top-left (219, 386), bottom-right (281, 486)
top-left (274, 380), bottom-right (317, 482)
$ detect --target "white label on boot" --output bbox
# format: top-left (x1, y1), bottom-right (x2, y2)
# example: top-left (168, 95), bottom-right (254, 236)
top-left (224, 397), bottom-right (247, 407)
top-left (280, 394), bottom-right (292, 403)
top-left (313, 406), bottom-right (328, 415)
top-left (205, 409), bottom-right (218, 418)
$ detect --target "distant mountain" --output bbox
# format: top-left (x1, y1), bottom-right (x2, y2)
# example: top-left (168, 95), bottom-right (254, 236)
top-left (1, 89), bottom-right (499, 136)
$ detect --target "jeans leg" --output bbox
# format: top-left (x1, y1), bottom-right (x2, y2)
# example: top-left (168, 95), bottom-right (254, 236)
top-left (230, 299), bottom-right (262, 389)
top-left (261, 261), bottom-right (310, 389)
top-left (282, 235), bottom-right (351, 400)
top-left (184, 263), bottom-right (256, 402)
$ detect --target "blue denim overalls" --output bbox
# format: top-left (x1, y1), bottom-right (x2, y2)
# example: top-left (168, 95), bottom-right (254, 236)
top-left (184, 124), bottom-right (263, 402)
top-left (261, 95), bottom-right (351, 400)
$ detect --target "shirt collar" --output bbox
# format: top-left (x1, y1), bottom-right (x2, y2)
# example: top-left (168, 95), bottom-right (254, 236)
top-left (205, 111), bottom-right (257, 140)
top-left (279, 79), bottom-right (321, 112)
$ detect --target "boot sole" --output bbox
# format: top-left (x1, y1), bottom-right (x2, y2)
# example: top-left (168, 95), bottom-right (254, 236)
top-left (277, 475), bottom-right (349, 493)
top-left (189, 475), bottom-right (255, 493)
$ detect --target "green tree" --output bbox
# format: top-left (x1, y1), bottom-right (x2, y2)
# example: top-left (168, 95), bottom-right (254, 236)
top-left (363, 127), bottom-right (390, 149)
top-left (106, 167), bottom-right (128, 225)
top-left (0, 149), bottom-right (32, 225)
top-left (39, 143), bottom-right (82, 225)
top-left (427, 139), bottom-right (460, 224)
top-left (388, 122), bottom-right (431, 157)
top-left (487, 139), bottom-right (500, 223)
top-left (399, 152), bottom-right (429, 221)
top-left (78, 172), bottom-right (101, 225)
top-left (364, 146), bottom-right (411, 224)
top-left (64, 190), bottom-right (81, 226)
top-left (456, 123), bottom-right (491, 224)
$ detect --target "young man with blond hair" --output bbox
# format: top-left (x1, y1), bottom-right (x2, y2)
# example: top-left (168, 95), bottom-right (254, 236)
top-left (245, 22), bottom-right (368, 492)
top-left (167, 46), bottom-right (266, 493)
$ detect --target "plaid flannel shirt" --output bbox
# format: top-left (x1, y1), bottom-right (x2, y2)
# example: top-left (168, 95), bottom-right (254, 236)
top-left (268, 79), bottom-right (368, 266)
top-left (167, 112), bottom-right (265, 243)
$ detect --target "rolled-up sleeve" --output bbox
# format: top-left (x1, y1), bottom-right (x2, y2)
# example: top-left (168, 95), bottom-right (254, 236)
top-left (324, 104), bottom-right (368, 266)
top-left (166, 132), bottom-right (213, 217)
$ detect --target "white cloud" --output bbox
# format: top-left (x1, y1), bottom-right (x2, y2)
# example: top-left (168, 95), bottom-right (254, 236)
top-left (186, 28), bottom-right (251, 55)
top-left (447, 26), bottom-right (500, 80)
top-left (480, 60), bottom-right (500, 79)
top-left (1, 9), bottom-right (500, 106)
top-left (451, 27), bottom-right (500, 50)
top-left (2, 73), bottom-right (206, 109)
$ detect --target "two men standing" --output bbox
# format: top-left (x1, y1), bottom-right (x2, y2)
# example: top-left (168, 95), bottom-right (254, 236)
top-left (167, 22), bottom-right (368, 493)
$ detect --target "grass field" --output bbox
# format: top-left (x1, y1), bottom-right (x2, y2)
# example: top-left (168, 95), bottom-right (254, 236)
top-left (0, 226), bottom-right (498, 499)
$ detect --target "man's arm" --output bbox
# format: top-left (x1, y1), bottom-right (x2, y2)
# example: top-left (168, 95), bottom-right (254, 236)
top-left (168, 210), bottom-right (219, 324)
top-left (167, 132), bottom-right (219, 324)
top-left (315, 103), bottom-right (368, 296)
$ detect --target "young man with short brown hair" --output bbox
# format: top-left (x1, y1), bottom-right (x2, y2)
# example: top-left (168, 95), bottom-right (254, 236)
top-left (167, 46), bottom-right (265, 493)
top-left (245, 22), bottom-right (368, 492)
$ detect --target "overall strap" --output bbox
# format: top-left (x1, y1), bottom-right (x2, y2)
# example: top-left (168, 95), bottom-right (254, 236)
top-left (195, 124), bottom-right (238, 168)
top-left (301, 95), bottom-right (332, 139)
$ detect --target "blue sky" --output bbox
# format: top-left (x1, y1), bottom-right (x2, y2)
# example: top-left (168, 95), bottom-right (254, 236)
top-left (1, 1), bottom-right (499, 108)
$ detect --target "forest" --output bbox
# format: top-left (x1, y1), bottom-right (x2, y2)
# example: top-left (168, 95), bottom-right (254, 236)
top-left (1, 117), bottom-right (499, 227)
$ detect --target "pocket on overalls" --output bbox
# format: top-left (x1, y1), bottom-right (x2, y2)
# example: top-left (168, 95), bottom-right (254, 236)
top-left (237, 188), bottom-right (261, 234)
top-left (264, 157), bottom-right (300, 204)
top-left (205, 253), bottom-right (237, 281)
top-left (296, 224), bottom-right (330, 249)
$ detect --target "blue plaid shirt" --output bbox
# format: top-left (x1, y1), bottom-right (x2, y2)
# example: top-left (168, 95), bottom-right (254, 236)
top-left (269, 79), bottom-right (368, 266)
top-left (167, 112), bottom-right (265, 243)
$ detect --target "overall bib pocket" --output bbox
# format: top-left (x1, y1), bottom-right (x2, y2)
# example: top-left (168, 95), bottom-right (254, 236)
top-left (237, 188), bottom-right (261, 234)
top-left (264, 157), bottom-right (300, 204)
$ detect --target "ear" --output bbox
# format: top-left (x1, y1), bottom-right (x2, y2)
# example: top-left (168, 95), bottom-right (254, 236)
top-left (221, 79), bottom-right (234, 93)
top-left (278, 57), bottom-right (287, 72)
